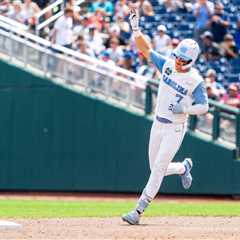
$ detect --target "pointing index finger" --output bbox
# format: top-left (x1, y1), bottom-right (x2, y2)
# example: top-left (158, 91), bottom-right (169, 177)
top-left (128, 5), bottom-right (137, 15)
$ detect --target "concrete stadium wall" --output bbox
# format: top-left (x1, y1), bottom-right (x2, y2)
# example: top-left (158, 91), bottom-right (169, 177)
top-left (0, 60), bottom-right (239, 195)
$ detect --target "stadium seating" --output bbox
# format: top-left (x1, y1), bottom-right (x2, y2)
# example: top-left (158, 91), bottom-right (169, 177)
top-left (1, 0), bottom-right (239, 90)
top-left (137, 0), bottom-right (240, 87)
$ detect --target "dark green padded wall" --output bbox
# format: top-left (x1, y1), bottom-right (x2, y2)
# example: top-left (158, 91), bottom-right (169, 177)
top-left (0, 60), bottom-right (238, 195)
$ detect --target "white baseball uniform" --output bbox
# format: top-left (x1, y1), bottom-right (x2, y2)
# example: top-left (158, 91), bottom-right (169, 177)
top-left (141, 50), bottom-right (208, 200)
top-left (122, 12), bottom-right (210, 225)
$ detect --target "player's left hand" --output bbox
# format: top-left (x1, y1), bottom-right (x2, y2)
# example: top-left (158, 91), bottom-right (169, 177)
top-left (172, 103), bottom-right (185, 114)
top-left (129, 7), bottom-right (139, 31)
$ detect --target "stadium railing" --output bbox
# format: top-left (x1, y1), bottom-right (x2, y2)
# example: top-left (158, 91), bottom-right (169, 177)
top-left (0, 15), bottom-right (28, 31)
top-left (35, 0), bottom-right (85, 36)
top-left (0, 20), bottom-right (147, 112)
top-left (0, 20), bottom-right (239, 156)
top-left (190, 99), bottom-right (240, 155)
top-left (147, 81), bottom-right (240, 157)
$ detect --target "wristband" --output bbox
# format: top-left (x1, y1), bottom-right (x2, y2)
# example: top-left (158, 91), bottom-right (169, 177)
top-left (133, 30), bottom-right (141, 37)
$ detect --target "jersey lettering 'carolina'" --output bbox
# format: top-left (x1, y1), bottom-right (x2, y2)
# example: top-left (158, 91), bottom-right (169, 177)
top-left (162, 74), bottom-right (188, 96)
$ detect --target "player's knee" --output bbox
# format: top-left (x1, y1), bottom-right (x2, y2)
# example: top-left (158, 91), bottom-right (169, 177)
top-left (152, 162), bottom-right (168, 174)
top-left (153, 154), bottom-right (173, 169)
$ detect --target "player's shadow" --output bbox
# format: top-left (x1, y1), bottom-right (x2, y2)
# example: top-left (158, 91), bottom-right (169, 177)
top-left (121, 223), bottom-right (157, 227)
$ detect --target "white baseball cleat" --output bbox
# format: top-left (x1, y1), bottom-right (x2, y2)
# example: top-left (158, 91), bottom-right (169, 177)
top-left (122, 210), bottom-right (140, 225)
top-left (181, 158), bottom-right (193, 189)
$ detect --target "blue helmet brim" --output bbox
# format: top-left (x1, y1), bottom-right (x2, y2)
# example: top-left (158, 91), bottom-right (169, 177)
top-left (173, 50), bottom-right (192, 62)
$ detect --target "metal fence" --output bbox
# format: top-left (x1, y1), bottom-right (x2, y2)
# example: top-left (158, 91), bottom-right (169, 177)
top-left (0, 20), bottom-right (147, 112)
top-left (189, 99), bottom-right (240, 151)
top-left (0, 20), bottom-right (239, 155)
top-left (147, 81), bottom-right (240, 156)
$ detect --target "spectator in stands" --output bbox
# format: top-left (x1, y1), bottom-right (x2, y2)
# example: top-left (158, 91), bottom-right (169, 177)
top-left (220, 34), bottom-right (238, 60)
top-left (101, 16), bottom-right (111, 34)
top-left (201, 31), bottom-right (221, 60)
top-left (51, 7), bottom-right (74, 49)
top-left (85, 25), bottom-right (105, 56)
top-left (7, 0), bottom-right (25, 23)
top-left (205, 68), bottom-right (225, 98)
top-left (176, 0), bottom-right (193, 13)
top-left (115, 0), bottom-right (129, 19)
top-left (161, 38), bottom-right (180, 57)
top-left (89, 0), bottom-right (114, 18)
top-left (206, 83), bottom-right (219, 100)
top-left (22, 0), bottom-right (40, 28)
top-left (65, 0), bottom-right (81, 23)
top-left (193, 0), bottom-right (214, 44)
top-left (74, 14), bottom-right (92, 37)
top-left (234, 16), bottom-right (240, 51)
top-left (222, 84), bottom-right (240, 108)
top-left (139, 0), bottom-right (155, 21)
top-left (0, 0), bottom-right (11, 15)
top-left (89, 8), bottom-right (105, 32)
top-left (100, 50), bottom-right (115, 66)
top-left (34, 0), bottom-right (50, 9)
top-left (74, 35), bottom-right (95, 57)
top-left (152, 25), bottom-right (171, 54)
top-left (105, 24), bottom-right (125, 48)
top-left (115, 13), bottom-right (131, 45)
top-left (118, 50), bottom-right (136, 72)
top-left (106, 37), bottom-right (124, 64)
top-left (207, 2), bottom-right (229, 43)
top-left (137, 0), bottom-right (154, 15)
top-left (161, 0), bottom-right (180, 13)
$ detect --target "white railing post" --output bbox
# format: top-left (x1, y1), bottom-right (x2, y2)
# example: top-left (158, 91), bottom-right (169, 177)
top-left (23, 37), bottom-right (28, 68)
top-left (8, 30), bottom-right (13, 62)
top-left (83, 68), bottom-right (88, 89)
top-left (126, 84), bottom-right (131, 107)
top-left (63, 57), bottom-right (68, 82)
top-left (43, 47), bottom-right (48, 77)
top-left (0, 15), bottom-right (28, 31)
top-left (105, 76), bottom-right (111, 100)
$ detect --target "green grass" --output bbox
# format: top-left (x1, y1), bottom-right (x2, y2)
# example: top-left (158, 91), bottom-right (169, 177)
top-left (0, 199), bottom-right (240, 218)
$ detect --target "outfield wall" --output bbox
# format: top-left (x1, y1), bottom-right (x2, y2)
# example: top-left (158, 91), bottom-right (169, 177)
top-left (0, 60), bottom-right (238, 195)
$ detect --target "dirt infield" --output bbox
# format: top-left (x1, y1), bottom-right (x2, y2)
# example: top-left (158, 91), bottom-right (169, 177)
top-left (1, 193), bottom-right (240, 240)
top-left (1, 216), bottom-right (240, 240)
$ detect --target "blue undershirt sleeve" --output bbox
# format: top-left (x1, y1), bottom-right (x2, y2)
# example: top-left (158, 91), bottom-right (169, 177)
top-left (150, 50), bottom-right (167, 73)
top-left (192, 81), bottom-right (208, 105)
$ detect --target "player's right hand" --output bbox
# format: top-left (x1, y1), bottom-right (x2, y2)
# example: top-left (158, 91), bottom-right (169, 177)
top-left (172, 103), bottom-right (185, 114)
top-left (129, 7), bottom-right (139, 31)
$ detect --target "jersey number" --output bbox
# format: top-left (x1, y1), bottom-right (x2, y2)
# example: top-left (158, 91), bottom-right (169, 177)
top-left (168, 94), bottom-right (184, 111)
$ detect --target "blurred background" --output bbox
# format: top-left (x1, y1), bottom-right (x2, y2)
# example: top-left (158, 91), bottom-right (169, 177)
top-left (0, 0), bottom-right (239, 196)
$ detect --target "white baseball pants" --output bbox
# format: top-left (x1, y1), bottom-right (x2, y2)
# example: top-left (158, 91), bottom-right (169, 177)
top-left (144, 119), bottom-right (187, 199)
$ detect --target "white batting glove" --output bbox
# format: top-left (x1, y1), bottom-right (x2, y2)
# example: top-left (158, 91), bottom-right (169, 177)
top-left (172, 103), bottom-right (186, 114)
top-left (129, 8), bottom-right (139, 31)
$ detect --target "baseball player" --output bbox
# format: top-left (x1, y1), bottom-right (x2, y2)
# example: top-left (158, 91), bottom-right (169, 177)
top-left (122, 7), bottom-right (209, 225)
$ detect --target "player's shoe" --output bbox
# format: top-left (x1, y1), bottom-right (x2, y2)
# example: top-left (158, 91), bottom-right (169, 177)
top-left (181, 158), bottom-right (193, 189)
top-left (122, 210), bottom-right (140, 225)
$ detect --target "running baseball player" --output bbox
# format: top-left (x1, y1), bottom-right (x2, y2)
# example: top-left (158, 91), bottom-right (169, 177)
top-left (122, 7), bottom-right (209, 225)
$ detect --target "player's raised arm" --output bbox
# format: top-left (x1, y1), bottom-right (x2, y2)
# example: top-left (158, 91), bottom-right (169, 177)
top-left (129, 7), bottom-right (151, 59)
top-left (129, 7), bottom-right (166, 72)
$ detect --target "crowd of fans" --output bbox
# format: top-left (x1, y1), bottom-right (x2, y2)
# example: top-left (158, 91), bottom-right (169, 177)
top-left (0, 0), bottom-right (240, 108)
